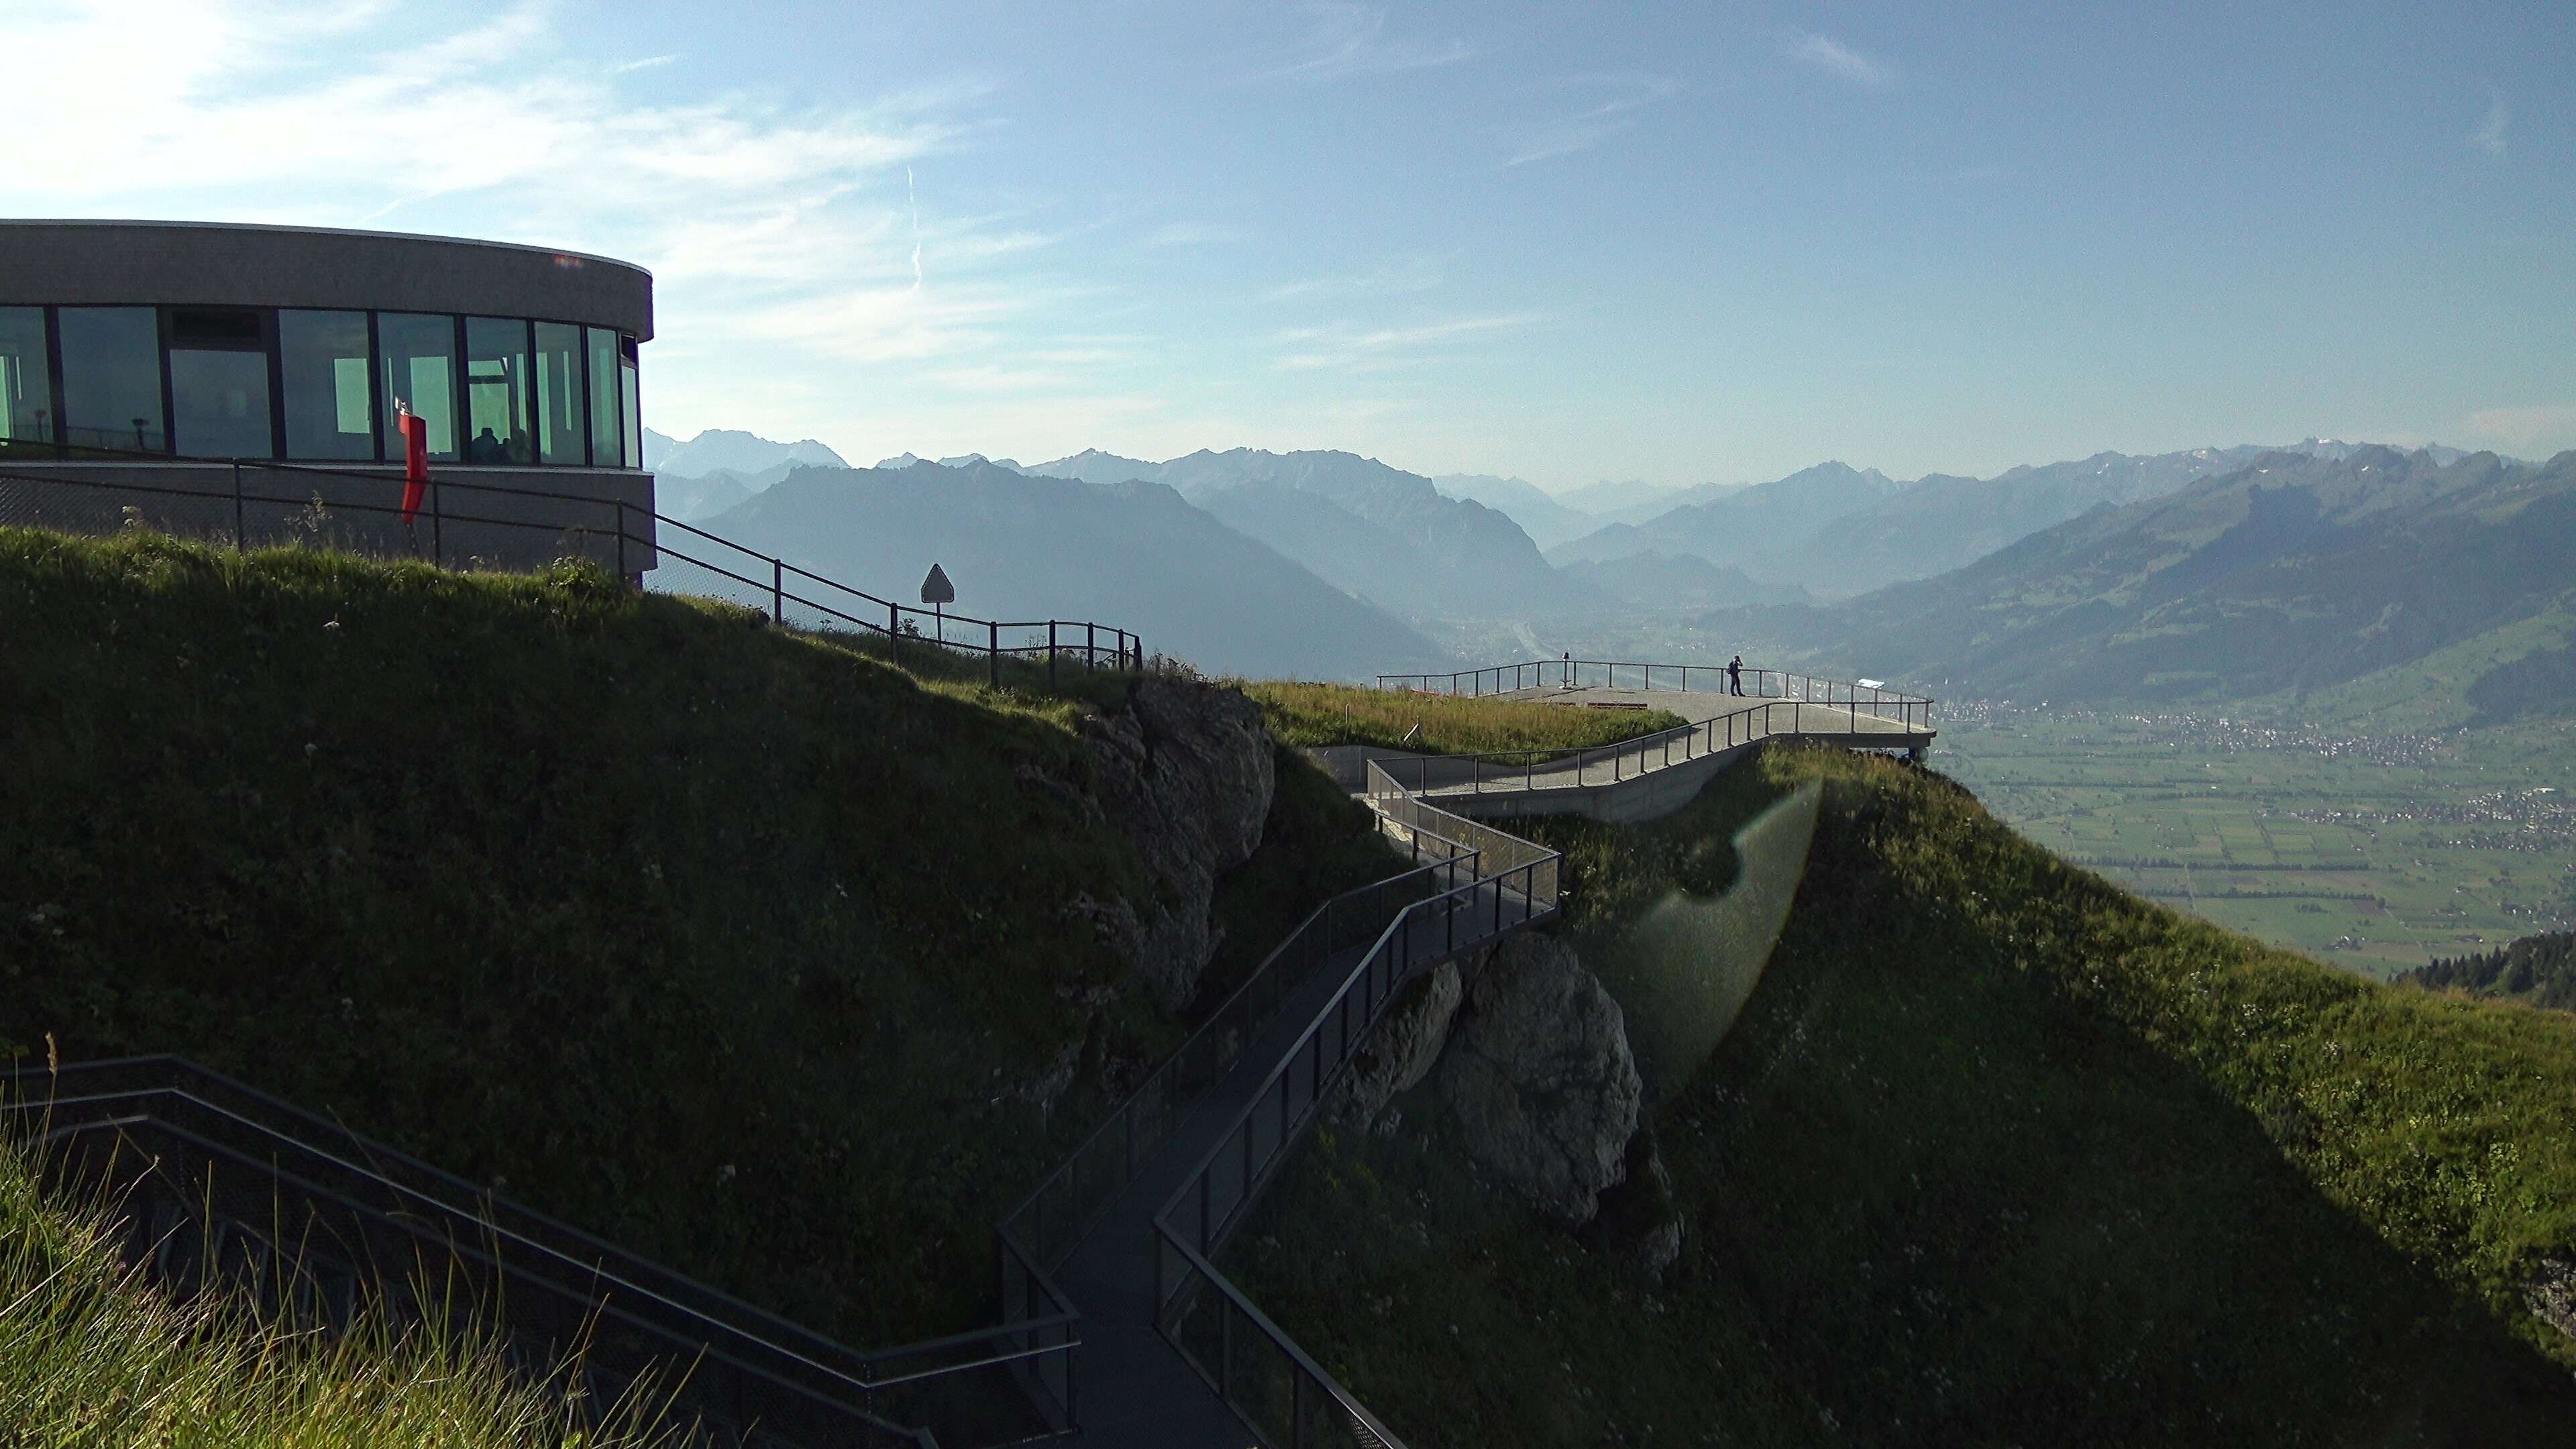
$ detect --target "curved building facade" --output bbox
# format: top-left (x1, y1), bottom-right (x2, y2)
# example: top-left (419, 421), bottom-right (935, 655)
top-left (0, 221), bottom-right (657, 576)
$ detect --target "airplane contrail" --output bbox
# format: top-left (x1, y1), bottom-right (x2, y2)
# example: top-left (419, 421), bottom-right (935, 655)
top-left (907, 166), bottom-right (922, 290)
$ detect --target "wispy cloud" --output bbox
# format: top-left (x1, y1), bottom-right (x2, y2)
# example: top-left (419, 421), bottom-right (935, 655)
top-left (1505, 74), bottom-right (1678, 167)
top-left (1786, 30), bottom-right (1891, 88)
top-left (1263, 255), bottom-right (1446, 302)
top-left (1272, 2), bottom-right (1472, 83)
top-left (1275, 313), bottom-right (1543, 371)
top-left (1144, 222), bottom-right (1247, 248)
top-left (2465, 401), bottom-right (2576, 451)
top-left (3, 0), bottom-right (1097, 427)
top-left (2471, 91), bottom-right (2509, 157)
top-left (614, 53), bottom-right (679, 73)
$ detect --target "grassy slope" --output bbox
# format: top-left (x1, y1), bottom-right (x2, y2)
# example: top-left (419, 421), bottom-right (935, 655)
top-left (0, 1134), bottom-right (658, 1447)
top-left (1234, 744), bottom-right (2576, 1447)
top-left (1242, 680), bottom-right (1689, 754)
top-left (0, 527), bottom-right (1213, 1346)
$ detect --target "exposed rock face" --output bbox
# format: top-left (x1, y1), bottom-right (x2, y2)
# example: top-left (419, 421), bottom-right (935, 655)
top-left (1437, 933), bottom-right (1642, 1224)
top-left (1077, 678), bottom-right (1276, 1008)
top-left (1585, 1130), bottom-right (1684, 1282)
top-left (1335, 960), bottom-right (1463, 1133)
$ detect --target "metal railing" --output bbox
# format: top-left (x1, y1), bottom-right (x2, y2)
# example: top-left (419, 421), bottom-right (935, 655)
top-left (1148, 777), bottom-right (1562, 1449)
top-left (997, 854), bottom-right (1464, 1273)
top-left (1365, 693), bottom-right (1932, 806)
top-left (0, 445), bottom-right (1144, 690)
top-left (1376, 658), bottom-right (1935, 731)
top-left (1365, 761), bottom-right (1563, 899)
top-left (3, 1058), bottom-right (1020, 1447)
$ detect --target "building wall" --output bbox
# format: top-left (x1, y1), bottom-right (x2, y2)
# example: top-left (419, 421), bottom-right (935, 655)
top-left (0, 461), bottom-right (657, 578)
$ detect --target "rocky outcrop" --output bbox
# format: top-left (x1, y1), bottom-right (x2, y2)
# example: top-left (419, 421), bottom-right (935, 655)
top-left (1584, 1128), bottom-right (1684, 1282)
top-left (1437, 932), bottom-right (1642, 1225)
top-left (1076, 678), bottom-right (1276, 1009)
top-left (1334, 959), bottom-right (1463, 1134)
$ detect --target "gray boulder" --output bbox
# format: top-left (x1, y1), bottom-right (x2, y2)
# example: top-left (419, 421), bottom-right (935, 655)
top-left (1077, 679), bottom-right (1275, 1008)
top-left (1335, 960), bottom-right (1463, 1132)
top-left (1438, 933), bottom-right (1642, 1224)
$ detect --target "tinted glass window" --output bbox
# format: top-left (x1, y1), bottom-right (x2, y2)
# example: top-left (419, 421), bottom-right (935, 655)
top-left (619, 339), bottom-right (641, 472)
top-left (167, 307), bottom-right (274, 459)
top-left (0, 307), bottom-right (53, 458)
top-left (464, 317), bottom-right (532, 464)
top-left (56, 307), bottom-right (166, 454)
top-left (279, 309), bottom-right (375, 461)
top-left (586, 327), bottom-right (623, 467)
top-left (534, 321), bottom-right (586, 466)
top-left (378, 313), bottom-right (458, 462)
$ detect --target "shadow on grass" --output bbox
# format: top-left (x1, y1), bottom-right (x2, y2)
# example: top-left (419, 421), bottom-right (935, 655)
top-left (1228, 744), bottom-right (2576, 1447)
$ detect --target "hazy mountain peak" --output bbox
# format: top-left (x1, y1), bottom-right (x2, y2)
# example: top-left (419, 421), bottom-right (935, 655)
top-left (1026, 448), bottom-right (1163, 485)
top-left (649, 428), bottom-right (847, 480)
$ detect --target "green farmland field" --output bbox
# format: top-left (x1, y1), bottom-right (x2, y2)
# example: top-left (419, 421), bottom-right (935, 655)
top-left (1936, 704), bottom-right (2576, 976)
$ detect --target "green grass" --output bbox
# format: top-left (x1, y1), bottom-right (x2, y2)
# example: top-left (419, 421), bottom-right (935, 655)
top-left (1240, 680), bottom-right (1689, 755)
top-left (1230, 743), bottom-right (2576, 1446)
top-left (0, 525), bottom-right (1205, 1347)
top-left (0, 1132), bottom-right (660, 1447)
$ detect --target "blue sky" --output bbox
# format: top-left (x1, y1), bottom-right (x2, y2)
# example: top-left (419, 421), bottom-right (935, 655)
top-left (11, 0), bottom-right (2573, 488)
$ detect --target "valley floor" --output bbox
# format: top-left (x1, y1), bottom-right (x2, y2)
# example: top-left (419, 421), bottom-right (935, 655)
top-left (1935, 704), bottom-right (2576, 975)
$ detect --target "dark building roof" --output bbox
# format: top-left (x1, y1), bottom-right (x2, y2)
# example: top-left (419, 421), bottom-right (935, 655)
top-left (0, 220), bottom-right (653, 339)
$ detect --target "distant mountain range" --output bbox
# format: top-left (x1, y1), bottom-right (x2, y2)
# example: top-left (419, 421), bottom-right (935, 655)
top-left (1554, 551), bottom-right (1798, 610)
top-left (637, 428), bottom-right (2553, 704)
top-left (1019, 447), bottom-right (1600, 621)
top-left (1743, 445), bottom-right (2576, 708)
top-left (855, 446), bottom-right (1603, 623)
top-left (1549, 462), bottom-right (1908, 576)
top-left (643, 429), bottom-right (853, 521)
top-left (1429, 474), bottom-right (1603, 549)
top-left (678, 458), bottom-right (1449, 680)
top-left (1523, 439), bottom-right (2493, 602)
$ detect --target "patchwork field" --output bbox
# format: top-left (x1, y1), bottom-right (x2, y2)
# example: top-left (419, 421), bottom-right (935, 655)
top-left (1935, 704), bottom-right (2576, 976)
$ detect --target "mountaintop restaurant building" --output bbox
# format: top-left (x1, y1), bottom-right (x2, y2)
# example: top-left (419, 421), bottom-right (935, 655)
top-left (0, 220), bottom-right (657, 578)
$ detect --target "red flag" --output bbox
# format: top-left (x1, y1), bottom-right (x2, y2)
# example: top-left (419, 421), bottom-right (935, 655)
top-left (396, 404), bottom-right (429, 524)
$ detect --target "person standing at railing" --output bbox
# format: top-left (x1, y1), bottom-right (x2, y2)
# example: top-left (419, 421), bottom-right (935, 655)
top-left (1727, 655), bottom-right (1744, 696)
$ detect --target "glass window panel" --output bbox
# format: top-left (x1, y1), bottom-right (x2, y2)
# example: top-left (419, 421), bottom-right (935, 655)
top-left (533, 321), bottom-right (585, 466)
top-left (587, 326), bottom-right (622, 468)
top-left (170, 350), bottom-right (274, 458)
top-left (463, 316), bottom-right (532, 465)
top-left (56, 307), bottom-right (166, 454)
top-left (167, 308), bottom-right (273, 459)
top-left (280, 309), bottom-right (375, 461)
top-left (377, 312), bottom-right (458, 463)
top-left (619, 341), bottom-right (640, 472)
top-left (0, 307), bottom-right (54, 458)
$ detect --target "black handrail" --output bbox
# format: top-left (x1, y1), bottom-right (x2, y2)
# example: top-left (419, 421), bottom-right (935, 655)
top-left (4, 1059), bottom-right (959, 1447)
top-left (1147, 774), bottom-right (1561, 1449)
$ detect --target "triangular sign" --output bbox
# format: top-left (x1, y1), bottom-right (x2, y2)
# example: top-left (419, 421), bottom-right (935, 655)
top-left (919, 564), bottom-right (956, 605)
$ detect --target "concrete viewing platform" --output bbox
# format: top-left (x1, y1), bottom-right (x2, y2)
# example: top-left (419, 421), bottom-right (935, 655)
top-left (1311, 676), bottom-right (1936, 826)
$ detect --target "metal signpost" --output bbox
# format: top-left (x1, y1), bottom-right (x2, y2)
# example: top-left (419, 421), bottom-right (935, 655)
top-left (920, 563), bottom-right (955, 645)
